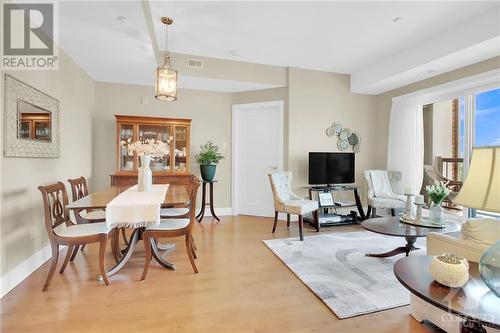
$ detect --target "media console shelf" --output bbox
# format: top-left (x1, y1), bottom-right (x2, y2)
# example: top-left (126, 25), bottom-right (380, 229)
top-left (303, 185), bottom-right (366, 227)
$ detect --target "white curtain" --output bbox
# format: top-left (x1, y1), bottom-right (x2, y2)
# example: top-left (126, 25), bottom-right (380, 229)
top-left (387, 93), bottom-right (424, 194)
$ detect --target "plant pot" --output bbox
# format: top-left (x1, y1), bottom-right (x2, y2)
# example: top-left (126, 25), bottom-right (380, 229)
top-left (200, 164), bottom-right (216, 182)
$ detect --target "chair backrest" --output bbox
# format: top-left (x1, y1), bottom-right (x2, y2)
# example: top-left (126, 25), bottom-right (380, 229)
top-left (186, 176), bottom-right (200, 230)
top-left (67, 176), bottom-right (89, 202)
top-left (268, 172), bottom-right (294, 206)
top-left (363, 170), bottom-right (403, 199)
top-left (38, 182), bottom-right (71, 241)
top-left (424, 165), bottom-right (446, 183)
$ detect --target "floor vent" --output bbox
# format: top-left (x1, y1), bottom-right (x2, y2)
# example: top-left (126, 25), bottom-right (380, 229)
top-left (187, 58), bottom-right (204, 69)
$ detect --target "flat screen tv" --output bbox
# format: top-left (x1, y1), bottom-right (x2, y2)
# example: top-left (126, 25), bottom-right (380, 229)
top-left (308, 152), bottom-right (355, 185)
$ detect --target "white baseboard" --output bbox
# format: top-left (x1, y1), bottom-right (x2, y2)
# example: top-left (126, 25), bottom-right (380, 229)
top-left (0, 244), bottom-right (63, 298)
top-left (202, 207), bottom-right (232, 217)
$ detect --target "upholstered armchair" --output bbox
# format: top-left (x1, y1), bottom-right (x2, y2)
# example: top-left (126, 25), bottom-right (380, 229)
top-left (268, 172), bottom-right (319, 241)
top-left (363, 170), bottom-right (405, 217)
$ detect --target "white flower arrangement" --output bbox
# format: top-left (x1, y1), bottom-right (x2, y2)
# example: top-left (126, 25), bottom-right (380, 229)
top-left (425, 180), bottom-right (450, 205)
top-left (121, 137), bottom-right (171, 158)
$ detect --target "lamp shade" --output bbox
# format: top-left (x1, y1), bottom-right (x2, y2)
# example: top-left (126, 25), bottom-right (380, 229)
top-left (453, 146), bottom-right (500, 213)
top-left (155, 56), bottom-right (177, 101)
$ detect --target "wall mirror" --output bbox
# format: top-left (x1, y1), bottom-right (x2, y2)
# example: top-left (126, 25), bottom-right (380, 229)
top-left (18, 100), bottom-right (52, 142)
top-left (4, 74), bottom-right (59, 158)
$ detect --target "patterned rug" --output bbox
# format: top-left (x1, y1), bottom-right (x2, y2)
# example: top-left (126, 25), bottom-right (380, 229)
top-left (263, 231), bottom-right (426, 319)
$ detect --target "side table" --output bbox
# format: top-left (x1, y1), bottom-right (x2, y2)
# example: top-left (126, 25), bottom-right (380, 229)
top-left (196, 180), bottom-right (220, 222)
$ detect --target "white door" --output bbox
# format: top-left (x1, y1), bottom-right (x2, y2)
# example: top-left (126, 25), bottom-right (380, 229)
top-left (232, 101), bottom-right (284, 217)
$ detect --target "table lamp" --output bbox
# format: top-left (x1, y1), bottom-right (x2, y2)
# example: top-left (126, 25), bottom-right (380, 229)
top-left (453, 146), bottom-right (500, 297)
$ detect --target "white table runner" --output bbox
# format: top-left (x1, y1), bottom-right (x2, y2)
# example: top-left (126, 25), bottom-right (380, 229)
top-left (106, 184), bottom-right (169, 228)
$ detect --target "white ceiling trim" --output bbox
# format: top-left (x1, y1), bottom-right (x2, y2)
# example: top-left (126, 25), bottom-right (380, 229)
top-left (178, 75), bottom-right (283, 93)
top-left (351, 8), bottom-right (500, 94)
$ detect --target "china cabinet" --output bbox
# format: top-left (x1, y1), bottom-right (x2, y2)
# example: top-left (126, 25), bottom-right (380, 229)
top-left (111, 115), bottom-right (192, 186)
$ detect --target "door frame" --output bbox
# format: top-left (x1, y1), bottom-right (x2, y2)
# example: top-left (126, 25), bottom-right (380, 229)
top-left (231, 101), bottom-right (284, 216)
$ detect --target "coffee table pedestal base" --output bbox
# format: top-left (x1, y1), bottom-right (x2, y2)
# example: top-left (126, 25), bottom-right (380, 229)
top-left (366, 236), bottom-right (419, 258)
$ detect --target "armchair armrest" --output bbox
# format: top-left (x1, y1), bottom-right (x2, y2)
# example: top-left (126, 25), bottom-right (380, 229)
top-left (426, 232), bottom-right (488, 263)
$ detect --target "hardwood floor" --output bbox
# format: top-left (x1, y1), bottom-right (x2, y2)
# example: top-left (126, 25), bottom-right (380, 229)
top-left (1, 216), bottom-right (434, 333)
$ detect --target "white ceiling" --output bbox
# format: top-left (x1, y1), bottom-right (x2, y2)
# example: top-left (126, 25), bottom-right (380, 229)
top-left (58, 1), bottom-right (500, 94)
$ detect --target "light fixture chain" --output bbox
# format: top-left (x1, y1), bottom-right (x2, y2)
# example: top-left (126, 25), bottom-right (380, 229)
top-left (165, 20), bottom-right (169, 55)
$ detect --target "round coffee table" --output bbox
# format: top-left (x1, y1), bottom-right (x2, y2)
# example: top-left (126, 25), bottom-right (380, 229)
top-left (394, 255), bottom-right (500, 332)
top-left (361, 216), bottom-right (460, 257)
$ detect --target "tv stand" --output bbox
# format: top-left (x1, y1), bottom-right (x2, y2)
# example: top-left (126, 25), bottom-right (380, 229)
top-left (303, 185), bottom-right (366, 229)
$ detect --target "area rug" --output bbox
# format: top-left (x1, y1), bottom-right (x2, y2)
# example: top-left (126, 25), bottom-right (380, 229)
top-left (263, 231), bottom-right (425, 319)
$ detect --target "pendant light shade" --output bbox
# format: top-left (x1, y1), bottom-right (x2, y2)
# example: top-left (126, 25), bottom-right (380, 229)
top-left (155, 55), bottom-right (177, 101)
top-left (155, 17), bottom-right (177, 101)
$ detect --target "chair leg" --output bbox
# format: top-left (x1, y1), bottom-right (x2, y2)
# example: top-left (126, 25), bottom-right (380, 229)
top-left (372, 207), bottom-right (377, 218)
top-left (121, 228), bottom-right (128, 245)
top-left (298, 215), bottom-right (304, 241)
top-left (111, 229), bottom-right (120, 264)
top-left (390, 208), bottom-right (396, 216)
top-left (286, 214), bottom-right (290, 227)
top-left (272, 211), bottom-right (278, 233)
top-left (59, 245), bottom-right (74, 274)
top-left (191, 234), bottom-right (197, 251)
top-left (140, 234), bottom-right (153, 281)
top-left (191, 243), bottom-right (197, 259)
top-left (99, 238), bottom-right (110, 286)
top-left (43, 244), bottom-right (59, 291)
top-left (366, 206), bottom-right (372, 219)
top-left (185, 234), bottom-right (198, 273)
top-left (69, 245), bottom-right (79, 262)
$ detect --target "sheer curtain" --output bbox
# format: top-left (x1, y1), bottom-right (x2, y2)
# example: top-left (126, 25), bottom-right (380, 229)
top-left (387, 93), bottom-right (424, 194)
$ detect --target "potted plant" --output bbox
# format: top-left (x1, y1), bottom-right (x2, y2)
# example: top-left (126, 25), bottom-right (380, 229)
top-left (195, 141), bottom-right (224, 182)
top-left (425, 180), bottom-right (450, 223)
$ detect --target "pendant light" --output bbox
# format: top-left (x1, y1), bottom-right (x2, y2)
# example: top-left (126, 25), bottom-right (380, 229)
top-left (155, 16), bottom-right (177, 101)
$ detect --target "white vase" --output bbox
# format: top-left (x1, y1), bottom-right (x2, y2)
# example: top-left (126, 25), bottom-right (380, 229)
top-left (429, 202), bottom-right (444, 223)
top-left (430, 253), bottom-right (469, 288)
top-left (138, 155), bottom-right (152, 192)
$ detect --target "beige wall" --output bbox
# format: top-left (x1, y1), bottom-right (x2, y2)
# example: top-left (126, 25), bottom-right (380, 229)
top-left (172, 53), bottom-right (287, 86)
top-left (0, 49), bottom-right (95, 277)
top-left (287, 68), bottom-right (383, 202)
top-left (93, 82), bottom-right (233, 207)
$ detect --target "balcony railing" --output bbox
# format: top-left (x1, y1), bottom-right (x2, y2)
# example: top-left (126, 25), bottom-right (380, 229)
top-left (436, 157), bottom-right (464, 182)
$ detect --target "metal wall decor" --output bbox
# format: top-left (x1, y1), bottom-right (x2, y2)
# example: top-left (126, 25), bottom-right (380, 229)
top-left (4, 74), bottom-right (60, 157)
top-left (326, 122), bottom-right (360, 153)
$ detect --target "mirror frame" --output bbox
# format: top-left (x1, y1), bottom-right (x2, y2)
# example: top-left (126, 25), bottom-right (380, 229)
top-left (4, 74), bottom-right (60, 158)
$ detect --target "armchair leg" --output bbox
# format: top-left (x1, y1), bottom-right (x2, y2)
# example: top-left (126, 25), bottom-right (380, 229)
top-left (272, 211), bottom-right (278, 233)
top-left (390, 208), bottom-right (396, 216)
top-left (313, 210), bottom-right (320, 232)
top-left (372, 207), bottom-right (377, 218)
top-left (286, 214), bottom-right (290, 227)
top-left (298, 215), bottom-right (304, 241)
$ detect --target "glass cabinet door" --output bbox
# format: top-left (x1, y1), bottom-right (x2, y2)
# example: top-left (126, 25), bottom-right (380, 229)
top-left (119, 124), bottom-right (134, 171)
top-left (174, 126), bottom-right (188, 172)
top-left (138, 124), bottom-right (173, 171)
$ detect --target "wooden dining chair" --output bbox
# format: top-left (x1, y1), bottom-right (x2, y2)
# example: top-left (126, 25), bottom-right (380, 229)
top-left (38, 182), bottom-right (116, 291)
top-left (141, 176), bottom-right (200, 280)
top-left (68, 177), bottom-right (128, 258)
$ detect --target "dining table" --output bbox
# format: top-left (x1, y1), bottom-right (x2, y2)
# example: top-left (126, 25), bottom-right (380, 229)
top-left (66, 184), bottom-right (190, 278)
